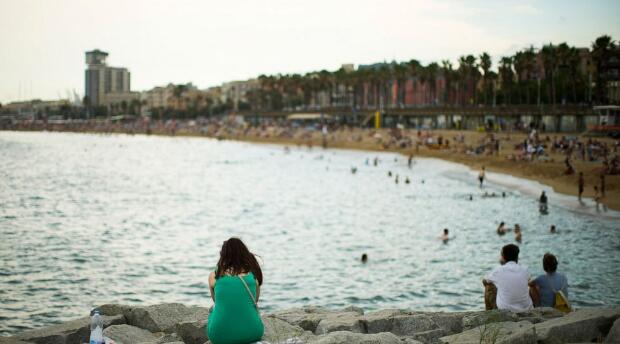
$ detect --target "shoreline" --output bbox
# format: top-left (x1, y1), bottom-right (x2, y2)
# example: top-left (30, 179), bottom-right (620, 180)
top-left (2, 128), bottom-right (618, 211)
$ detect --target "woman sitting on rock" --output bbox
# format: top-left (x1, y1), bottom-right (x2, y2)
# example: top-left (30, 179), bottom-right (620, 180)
top-left (528, 253), bottom-right (569, 309)
top-left (207, 237), bottom-right (264, 344)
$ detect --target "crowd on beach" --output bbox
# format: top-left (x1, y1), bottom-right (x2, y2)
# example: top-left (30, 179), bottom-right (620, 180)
top-left (9, 116), bottom-right (618, 211)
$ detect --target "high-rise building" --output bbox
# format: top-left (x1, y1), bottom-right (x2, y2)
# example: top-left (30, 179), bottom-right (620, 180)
top-left (84, 50), bottom-right (132, 107)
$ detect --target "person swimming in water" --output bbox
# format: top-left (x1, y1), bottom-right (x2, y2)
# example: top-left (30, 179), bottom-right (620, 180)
top-left (388, 171), bottom-right (392, 177)
top-left (440, 228), bottom-right (450, 242)
top-left (361, 253), bottom-right (368, 263)
top-left (395, 175), bottom-right (399, 184)
top-left (405, 177), bottom-right (410, 184)
top-left (514, 224), bottom-right (522, 243)
top-left (497, 222), bottom-right (507, 235)
top-left (550, 225), bottom-right (557, 233)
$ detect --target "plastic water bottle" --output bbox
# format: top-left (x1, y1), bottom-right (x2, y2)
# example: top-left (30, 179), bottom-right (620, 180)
top-left (89, 311), bottom-right (104, 344)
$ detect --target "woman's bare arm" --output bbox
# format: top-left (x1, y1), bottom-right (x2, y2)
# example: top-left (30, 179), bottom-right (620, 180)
top-left (209, 271), bottom-right (216, 302)
top-left (255, 282), bottom-right (261, 303)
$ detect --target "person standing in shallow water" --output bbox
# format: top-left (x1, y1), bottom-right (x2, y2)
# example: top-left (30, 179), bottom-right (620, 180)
top-left (479, 166), bottom-right (486, 188)
top-left (578, 172), bottom-right (585, 201)
top-left (207, 238), bottom-right (264, 344)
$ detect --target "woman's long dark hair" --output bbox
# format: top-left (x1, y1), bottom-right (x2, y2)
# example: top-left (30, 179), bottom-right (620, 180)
top-left (215, 237), bottom-right (263, 285)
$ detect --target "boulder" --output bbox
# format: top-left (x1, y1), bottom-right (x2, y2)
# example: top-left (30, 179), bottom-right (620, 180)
top-left (127, 303), bottom-right (209, 333)
top-left (96, 304), bottom-right (134, 318)
top-left (361, 309), bottom-right (406, 334)
top-left (102, 324), bottom-right (159, 344)
top-left (410, 328), bottom-right (446, 343)
top-left (605, 318), bottom-right (620, 343)
top-left (513, 308), bottom-right (564, 324)
top-left (535, 308), bottom-right (620, 344)
top-left (309, 331), bottom-right (401, 344)
top-left (314, 312), bottom-right (365, 335)
top-left (424, 312), bottom-right (469, 335)
top-left (15, 314), bottom-right (124, 344)
top-left (461, 310), bottom-right (518, 330)
top-left (399, 338), bottom-right (425, 344)
top-left (0, 338), bottom-right (35, 344)
top-left (342, 306), bottom-right (365, 315)
top-left (174, 319), bottom-right (207, 344)
top-left (155, 332), bottom-right (183, 344)
top-left (272, 307), bottom-right (333, 333)
top-left (390, 315), bottom-right (439, 336)
top-left (262, 315), bottom-right (315, 343)
top-left (439, 321), bottom-right (536, 344)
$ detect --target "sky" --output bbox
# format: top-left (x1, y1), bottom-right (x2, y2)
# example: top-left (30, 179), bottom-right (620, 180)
top-left (0, 0), bottom-right (619, 104)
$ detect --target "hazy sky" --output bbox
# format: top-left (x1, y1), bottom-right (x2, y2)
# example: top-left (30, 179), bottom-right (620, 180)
top-left (1, 0), bottom-right (619, 103)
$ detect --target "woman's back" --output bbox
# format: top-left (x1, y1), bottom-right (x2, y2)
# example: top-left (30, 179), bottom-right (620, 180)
top-left (207, 273), bottom-right (264, 344)
top-left (534, 272), bottom-right (568, 307)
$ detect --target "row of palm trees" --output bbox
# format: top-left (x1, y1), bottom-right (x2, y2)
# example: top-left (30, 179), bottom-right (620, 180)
top-left (243, 35), bottom-right (617, 113)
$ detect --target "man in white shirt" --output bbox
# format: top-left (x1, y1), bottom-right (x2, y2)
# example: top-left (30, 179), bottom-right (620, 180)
top-left (482, 244), bottom-right (534, 311)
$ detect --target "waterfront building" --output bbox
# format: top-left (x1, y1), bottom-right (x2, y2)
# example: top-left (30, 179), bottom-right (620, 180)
top-left (84, 50), bottom-right (135, 108)
top-left (221, 79), bottom-right (259, 111)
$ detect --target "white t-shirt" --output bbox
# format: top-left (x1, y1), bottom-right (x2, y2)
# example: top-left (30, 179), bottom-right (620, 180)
top-left (486, 261), bottom-right (533, 311)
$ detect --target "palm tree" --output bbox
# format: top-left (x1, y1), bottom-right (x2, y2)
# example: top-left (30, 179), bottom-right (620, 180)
top-left (441, 60), bottom-right (454, 105)
top-left (479, 52), bottom-right (492, 105)
top-left (393, 63), bottom-right (408, 108)
top-left (498, 57), bottom-right (514, 105)
top-left (541, 43), bottom-right (558, 106)
top-left (566, 47), bottom-right (582, 103)
top-left (426, 62), bottom-right (439, 105)
top-left (591, 35), bottom-right (617, 104)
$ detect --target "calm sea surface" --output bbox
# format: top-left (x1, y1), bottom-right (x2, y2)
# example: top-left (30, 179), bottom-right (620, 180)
top-left (1, 131), bottom-right (619, 335)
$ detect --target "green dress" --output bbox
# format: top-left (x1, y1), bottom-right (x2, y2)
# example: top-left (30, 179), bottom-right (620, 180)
top-left (207, 272), bottom-right (264, 344)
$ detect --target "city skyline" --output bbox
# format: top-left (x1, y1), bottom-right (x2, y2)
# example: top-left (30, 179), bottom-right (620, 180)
top-left (1, 0), bottom-right (619, 104)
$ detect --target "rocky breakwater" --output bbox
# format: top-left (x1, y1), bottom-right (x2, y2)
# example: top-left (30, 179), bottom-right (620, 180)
top-left (2, 304), bottom-right (620, 344)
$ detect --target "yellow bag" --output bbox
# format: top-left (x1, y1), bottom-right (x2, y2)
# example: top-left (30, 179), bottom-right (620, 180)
top-left (547, 275), bottom-right (572, 313)
top-left (554, 290), bottom-right (572, 313)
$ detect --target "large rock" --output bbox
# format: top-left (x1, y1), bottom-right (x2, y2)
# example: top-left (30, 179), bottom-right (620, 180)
top-left (0, 338), bottom-right (35, 344)
top-left (155, 333), bottom-right (183, 344)
top-left (424, 312), bottom-right (470, 335)
top-left (15, 315), bottom-right (124, 344)
top-left (361, 309), bottom-right (406, 334)
top-left (461, 310), bottom-right (518, 330)
top-left (310, 331), bottom-right (401, 344)
top-left (513, 308), bottom-right (564, 324)
top-left (439, 321), bottom-right (536, 344)
top-left (314, 312), bottom-right (365, 335)
top-left (390, 315), bottom-right (439, 336)
top-left (535, 308), bottom-right (620, 344)
top-left (102, 324), bottom-right (159, 344)
top-left (127, 303), bottom-right (209, 333)
top-left (605, 318), bottom-right (620, 343)
top-left (272, 307), bottom-right (335, 333)
top-left (410, 328), bottom-right (446, 343)
top-left (174, 319), bottom-right (207, 344)
top-left (400, 338), bottom-right (425, 344)
top-left (262, 315), bottom-right (315, 343)
top-left (96, 304), bottom-right (134, 318)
